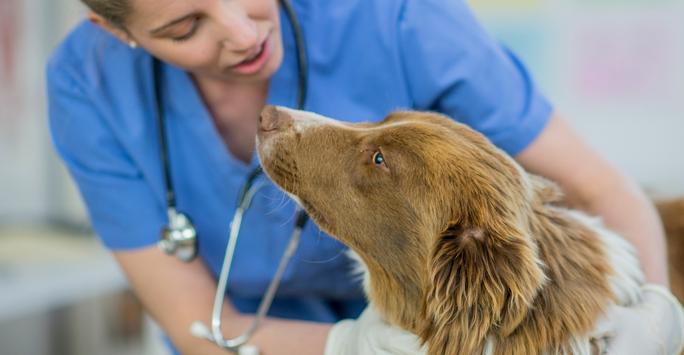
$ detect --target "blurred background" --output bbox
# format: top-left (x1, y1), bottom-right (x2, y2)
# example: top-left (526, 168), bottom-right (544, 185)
top-left (0, 0), bottom-right (682, 354)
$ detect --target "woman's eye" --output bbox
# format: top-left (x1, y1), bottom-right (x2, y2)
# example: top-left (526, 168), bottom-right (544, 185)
top-left (171, 19), bottom-right (200, 42)
top-left (372, 151), bottom-right (385, 166)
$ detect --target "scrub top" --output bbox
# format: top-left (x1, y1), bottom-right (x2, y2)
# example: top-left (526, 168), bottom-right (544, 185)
top-left (47, 0), bottom-right (552, 341)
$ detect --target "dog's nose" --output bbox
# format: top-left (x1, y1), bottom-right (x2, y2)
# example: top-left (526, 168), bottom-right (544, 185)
top-left (259, 105), bottom-right (292, 133)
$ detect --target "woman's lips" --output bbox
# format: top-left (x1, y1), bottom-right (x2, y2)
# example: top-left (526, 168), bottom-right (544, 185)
top-left (231, 36), bottom-right (271, 75)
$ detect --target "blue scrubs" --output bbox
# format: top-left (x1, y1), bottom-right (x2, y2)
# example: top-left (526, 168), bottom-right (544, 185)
top-left (47, 0), bottom-right (552, 348)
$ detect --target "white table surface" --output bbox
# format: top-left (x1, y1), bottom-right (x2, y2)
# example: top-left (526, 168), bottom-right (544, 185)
top-left (0, 226), bottom-right (128, 321)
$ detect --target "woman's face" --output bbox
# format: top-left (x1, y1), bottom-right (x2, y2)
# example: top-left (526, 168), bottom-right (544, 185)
top-left (120, 0), bottom-right (283, 82)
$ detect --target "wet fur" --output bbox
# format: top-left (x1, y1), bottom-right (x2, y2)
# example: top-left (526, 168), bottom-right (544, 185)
top-left (257, 107), bottom-right (644, 355)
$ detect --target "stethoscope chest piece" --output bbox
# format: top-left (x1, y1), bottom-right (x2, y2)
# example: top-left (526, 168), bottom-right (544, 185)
top-left (159, 208), bottom-right (198, 262)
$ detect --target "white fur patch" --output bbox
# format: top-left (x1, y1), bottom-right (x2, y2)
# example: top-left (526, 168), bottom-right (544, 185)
top-left (276, 106), bottom-right (425, 135)
top-left (275, 106), bottom-right (341, 133)
top-left (345, 249), bottom-right (372, 296)
top-left (255, 133), bottom-right (275, 163)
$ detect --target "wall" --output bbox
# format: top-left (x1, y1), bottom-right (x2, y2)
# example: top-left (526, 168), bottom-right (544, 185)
top-left (0, 0), bottom-right (682, 226)
top-left (470, 0), bottom-right (684, 198)
top-left (0, 0), bottom-right (87, 224)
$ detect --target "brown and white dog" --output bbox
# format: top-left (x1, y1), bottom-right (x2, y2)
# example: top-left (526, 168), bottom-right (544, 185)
top-left (256, 106), bottom-right (644, 355)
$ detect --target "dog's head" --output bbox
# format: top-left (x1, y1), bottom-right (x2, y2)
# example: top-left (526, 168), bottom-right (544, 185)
top-left (257, 106), bottom-right (547, 353)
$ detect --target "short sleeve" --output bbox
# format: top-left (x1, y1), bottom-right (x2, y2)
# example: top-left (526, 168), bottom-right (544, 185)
top-left (398, 0), bottom-right (553, 155)
top-left (46, 59), bottom-right (165, 250)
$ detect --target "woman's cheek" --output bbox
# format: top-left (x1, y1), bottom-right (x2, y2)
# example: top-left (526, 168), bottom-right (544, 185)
top-left (169, 41), bottom-right (220, 72)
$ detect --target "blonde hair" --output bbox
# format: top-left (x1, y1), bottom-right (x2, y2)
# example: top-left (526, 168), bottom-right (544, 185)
top-left (81, 0), bottom-right (130, 28)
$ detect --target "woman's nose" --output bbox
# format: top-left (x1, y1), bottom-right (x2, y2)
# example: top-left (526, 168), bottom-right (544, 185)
top-left (217, 4), bottom-right (259, 51)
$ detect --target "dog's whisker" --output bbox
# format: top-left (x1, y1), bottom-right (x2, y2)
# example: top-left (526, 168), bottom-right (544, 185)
top-left (298, 246), bottom-right (346, 264)
top-left (263, 192), bottom-right (291, 217)
top-left (278, 209), bottom-right (299, 228)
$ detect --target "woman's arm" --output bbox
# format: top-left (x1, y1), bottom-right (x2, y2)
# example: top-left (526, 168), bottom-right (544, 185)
top-left (515, 112), bottom-right (669, 286)
top-left (114, 247), bottom-right (331, 355)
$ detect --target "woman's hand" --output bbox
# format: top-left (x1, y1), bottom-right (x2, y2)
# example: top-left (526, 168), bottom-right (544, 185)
top-left (591, 284), bottom-right (684, 355)
top-left (325, 306), bottom-right (427, 355)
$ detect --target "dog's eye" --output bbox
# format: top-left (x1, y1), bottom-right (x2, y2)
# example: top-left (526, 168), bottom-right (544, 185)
top-left (372, 151), bottom-right (385, 166)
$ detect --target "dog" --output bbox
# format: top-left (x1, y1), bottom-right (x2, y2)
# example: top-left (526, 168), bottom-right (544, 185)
top-left (256, 106), bottom-right (644, 355)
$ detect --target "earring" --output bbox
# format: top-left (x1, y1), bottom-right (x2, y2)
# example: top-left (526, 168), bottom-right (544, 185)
top-left (128, 41), bottom-right (138, 49)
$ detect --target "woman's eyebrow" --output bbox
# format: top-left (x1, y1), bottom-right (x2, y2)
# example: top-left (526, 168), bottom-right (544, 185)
top-left (149, 13), bottom-right (197, 35)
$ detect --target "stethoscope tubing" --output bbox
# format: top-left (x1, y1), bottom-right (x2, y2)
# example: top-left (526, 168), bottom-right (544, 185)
top-left (191, 177), bottom-right (308, 352)
top-left (160, 0), bottom-right (309, 352)
top-left (212, 178), bottom-right (268, 349)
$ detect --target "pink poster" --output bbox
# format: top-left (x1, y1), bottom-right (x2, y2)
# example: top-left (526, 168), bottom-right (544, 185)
top-left (570, 17), bottom-right (679, 106)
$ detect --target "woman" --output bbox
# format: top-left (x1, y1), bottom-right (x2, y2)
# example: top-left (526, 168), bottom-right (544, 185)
top-left (47, 0), bottom-right (682, 354)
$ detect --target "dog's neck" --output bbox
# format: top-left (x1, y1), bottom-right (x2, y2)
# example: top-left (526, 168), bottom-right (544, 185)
top-left (354, 247), bottom-right (429, 333)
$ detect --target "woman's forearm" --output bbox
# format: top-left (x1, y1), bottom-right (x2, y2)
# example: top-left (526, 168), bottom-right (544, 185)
top-left (566, 171), bottom-right (669, 286)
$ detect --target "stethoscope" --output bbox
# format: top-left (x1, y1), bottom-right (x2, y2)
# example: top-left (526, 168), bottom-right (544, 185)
top-left (154, 0), bottom-right (309, 353)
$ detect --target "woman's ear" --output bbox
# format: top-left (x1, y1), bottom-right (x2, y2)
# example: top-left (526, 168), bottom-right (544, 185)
top-left (87, 11), bottom-right (137, 47)
top-left (420, 220), bottom-right (546, 355)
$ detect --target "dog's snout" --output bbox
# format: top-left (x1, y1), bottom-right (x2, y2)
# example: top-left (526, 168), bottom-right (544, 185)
top-left (259, 105), bottom-right (292, 133)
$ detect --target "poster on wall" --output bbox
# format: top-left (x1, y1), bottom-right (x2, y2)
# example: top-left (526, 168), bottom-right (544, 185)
top-left (566, 10), bottom-right (683, 114)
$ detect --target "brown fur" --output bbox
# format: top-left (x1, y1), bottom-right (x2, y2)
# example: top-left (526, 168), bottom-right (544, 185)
top-left (657, 199), bottom-right (684, 305)
top-left (257, 107), bottom-right (628, 355)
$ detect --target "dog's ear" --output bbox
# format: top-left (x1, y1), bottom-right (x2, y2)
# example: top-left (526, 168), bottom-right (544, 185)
top-left (420, 220), bottom-right (546, 355)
